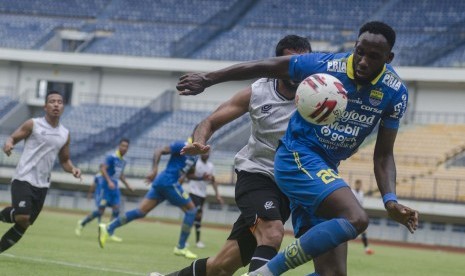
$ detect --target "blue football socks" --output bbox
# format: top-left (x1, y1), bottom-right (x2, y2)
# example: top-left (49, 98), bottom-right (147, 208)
top-left (107, 208), bottom-right (145, 235)
top-left (177, 207), bottom-right (196, 249)
top-left (264, 218), bottom-right (357, 275)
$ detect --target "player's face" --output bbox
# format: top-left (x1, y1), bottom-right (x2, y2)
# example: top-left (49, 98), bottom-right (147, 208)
top-left (281, 48), bottom-right (310, 90)
top-left (44, 94), bottom-right (64, 118)
top-left (353, 32), bottom-right (393, 85)
top-left (118, 141), bottom-right (129, 156)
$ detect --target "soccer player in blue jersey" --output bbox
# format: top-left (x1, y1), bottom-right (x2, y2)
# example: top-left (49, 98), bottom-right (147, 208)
top-left (176, 21), bottom-right (419, 275)
top-left (75, 138), bottom-right (133, 239)
top-left (98, 140), bottom-right (199, 259)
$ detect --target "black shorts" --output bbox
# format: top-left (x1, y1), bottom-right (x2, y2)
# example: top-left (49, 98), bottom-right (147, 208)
top-left (227, 170), bottom-right (290, 265)
top-left (11, 179), bottom-right (48, 224)
top-left (189, 193), bottom-right (206, 211)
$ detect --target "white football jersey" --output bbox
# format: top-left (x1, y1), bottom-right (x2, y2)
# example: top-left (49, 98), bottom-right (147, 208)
top-left (12, 117), bottom-right (69, 188)
top-left (235, 78), bottom-right (296, 179)
top-left (188, 159), bottom-right (215, 198)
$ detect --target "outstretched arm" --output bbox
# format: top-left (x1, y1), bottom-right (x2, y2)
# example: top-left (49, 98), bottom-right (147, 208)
top-left (181, 87), bottom-right (251, 155)
top-left (3, 119), bottom-right (33, 156)
top-left (177, 56), bottom-right (292, 96)
top-left (374, 126), bottom-right (418, 233)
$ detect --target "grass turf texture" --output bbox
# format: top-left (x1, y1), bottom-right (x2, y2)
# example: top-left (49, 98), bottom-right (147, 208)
top-left (0, 210), bottom-right (464, 275)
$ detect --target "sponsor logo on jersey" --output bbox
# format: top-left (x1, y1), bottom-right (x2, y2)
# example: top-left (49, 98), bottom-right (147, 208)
top-left (361, 105), bottom-right (383, 114)
top-left (382, 73), bottom-right (402, 91)
top-left (339, 110), bottom-right (376, 126)
top-left (18, 201), bottom-right (26, 208)
top-left (348, 98), bottom-right (363, 105)
top-left (369, 90), bottom-right (384, 106)
top-left (261, 104), bottom-right (272, 113)
top-left (327, 59), bottom-right (347, 73)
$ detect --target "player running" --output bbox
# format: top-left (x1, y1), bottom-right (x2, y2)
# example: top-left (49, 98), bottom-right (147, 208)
top-left (75, 138), bottom-right (133, 240)
top-left (150, 35), bottom-right (312, 276)
top-left (0, 90), bottom-right (81, 253)
top-left (98, 140), bottom-right (199, 259)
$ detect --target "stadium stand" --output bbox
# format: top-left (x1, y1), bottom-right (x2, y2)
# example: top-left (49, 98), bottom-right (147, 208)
top-left (0, 96), bottom-right (19, 119)
top-left (0, 0), bottom-right (463, 66)
top-left (339, 124), bottom-right (465, 203)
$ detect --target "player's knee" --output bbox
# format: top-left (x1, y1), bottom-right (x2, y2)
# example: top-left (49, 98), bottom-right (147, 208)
top-left (14, 215), bottom-right (31, 229)
top-left (255, 220), bottom-right (285, 249)
top-left (348, 211), bottom-right (369, 234)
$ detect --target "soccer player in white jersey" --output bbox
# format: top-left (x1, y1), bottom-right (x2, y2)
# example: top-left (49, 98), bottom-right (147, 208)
top-left (351, 179), bottom-right (374, 255)
top-left (150, 35), bottom-right (312, 276)
top-left (185, 152), bottom-right (223, 248)
top-left (0, 90), bottom-right (81, 253)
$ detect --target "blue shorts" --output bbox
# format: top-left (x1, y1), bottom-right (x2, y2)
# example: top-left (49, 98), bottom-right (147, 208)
top-left (274, 143), bottom-right (348, 237)
top-left (97, 189), bottom-right (121, 208)
top-left (145, 182), bottom-right (191, 207)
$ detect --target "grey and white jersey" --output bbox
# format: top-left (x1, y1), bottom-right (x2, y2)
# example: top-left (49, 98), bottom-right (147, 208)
top-left (235, 78), bottom-right (296, 179)
top-left (12, 117), bottom-right (69, 188)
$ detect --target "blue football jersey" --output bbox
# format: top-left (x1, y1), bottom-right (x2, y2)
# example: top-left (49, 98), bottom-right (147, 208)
top-left (154, 140), bottom-right (195, 186)
top-left (102, 151), bottom-right (127, 187)
top-left (283, 52), bottom-right (408, 167)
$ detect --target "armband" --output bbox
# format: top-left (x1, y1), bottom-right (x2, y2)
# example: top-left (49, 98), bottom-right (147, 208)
top-left (382, 193), bottom-right (398, 206)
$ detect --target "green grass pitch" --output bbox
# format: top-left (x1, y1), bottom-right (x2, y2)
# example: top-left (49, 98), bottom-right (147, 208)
top-left (0, 209), bottom-right (464, 275)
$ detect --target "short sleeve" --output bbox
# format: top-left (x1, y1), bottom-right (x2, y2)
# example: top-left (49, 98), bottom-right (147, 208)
top-left (170, 141), bottom-right (186, 155)
top-left (381, 86), bottom-right (408, 129)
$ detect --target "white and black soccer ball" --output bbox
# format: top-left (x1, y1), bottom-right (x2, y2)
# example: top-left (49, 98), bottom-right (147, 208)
top-left (295, 73), bottom-right (348, 125)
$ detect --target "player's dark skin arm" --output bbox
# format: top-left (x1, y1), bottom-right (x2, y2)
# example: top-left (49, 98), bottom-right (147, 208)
top-left (145, 146), bottom-right (171, 184)
top-left (373, 125), bottom-right (419, 233)
top-left (177, 56), bottom-right (292, 96)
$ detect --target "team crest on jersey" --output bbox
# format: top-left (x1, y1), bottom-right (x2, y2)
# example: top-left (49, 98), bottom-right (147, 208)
top-left (369, 90), bottom-right (383, 106)
top-left (261, 104), bottom-right (272, 113)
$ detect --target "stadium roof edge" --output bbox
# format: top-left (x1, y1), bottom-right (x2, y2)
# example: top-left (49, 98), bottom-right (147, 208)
top-left (0, 48), bottom-right (464, 83)
top-left (0, 48), bottom-right (237, 73)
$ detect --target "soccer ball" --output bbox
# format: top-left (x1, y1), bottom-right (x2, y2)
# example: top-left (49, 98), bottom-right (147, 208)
top-left (295, 73), bottom-right (348, 125)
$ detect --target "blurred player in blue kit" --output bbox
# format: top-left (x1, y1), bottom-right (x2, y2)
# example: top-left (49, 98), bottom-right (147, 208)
top-left (75, 138), bottom-right (133, 241)
top-left (176, 21), bottom-right (419, 276)
top-left (98, 140), bottom-right (199, 259)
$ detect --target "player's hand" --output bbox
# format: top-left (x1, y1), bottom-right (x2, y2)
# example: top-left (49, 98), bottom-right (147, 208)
top-left (108, 180), bottom-right (116, 190)
top-left (181, 142), bottom-right (210, 155)
top-left (72, 167), bottom-right (82, 179)
top-left (145, 170), bottom-right (157, 185)
top-left (216, 195), bottom-right (224, 205)
top-left (385, 201), bottom-right (419, 233)
top-left (177, 73), bottom-right (210, 96)
top-left (3, 142), bottom-right (14, 156)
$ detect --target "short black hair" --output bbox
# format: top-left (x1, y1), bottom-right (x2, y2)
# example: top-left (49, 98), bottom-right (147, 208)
top-left (275, 35), bottom-right (312, 57)
top-left (358, 21), bottom-right (396, 50)
top-left (119, 138), bottom-right (130, 144)
top-left (45, 90), bottom-right (63, 104)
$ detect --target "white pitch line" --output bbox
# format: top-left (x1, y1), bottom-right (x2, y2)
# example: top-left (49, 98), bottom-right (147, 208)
top-left (1, 253), bottom-right (145, 275)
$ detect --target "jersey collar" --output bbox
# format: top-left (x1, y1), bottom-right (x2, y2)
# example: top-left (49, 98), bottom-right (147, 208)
top-left (347, 54), bottom-right (386, 85)
top-left (115, 150), bottom-right (123, 160)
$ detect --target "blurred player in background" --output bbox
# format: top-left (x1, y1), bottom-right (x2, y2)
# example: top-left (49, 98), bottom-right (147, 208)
top-left (0, 90), bottom-right (81, 253)
top-left (75, 138), bottom-right (133, 240)
top-left (150, 35), bottom-right (311, 276)
top-left (351, 179), bottom-right (374, 255)
top-left (98, 140), bottom-right (199, 259)
top-left (185, 152), bottom-right (223, 248)
top-left (175, 21), bottom-right (419, 276)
